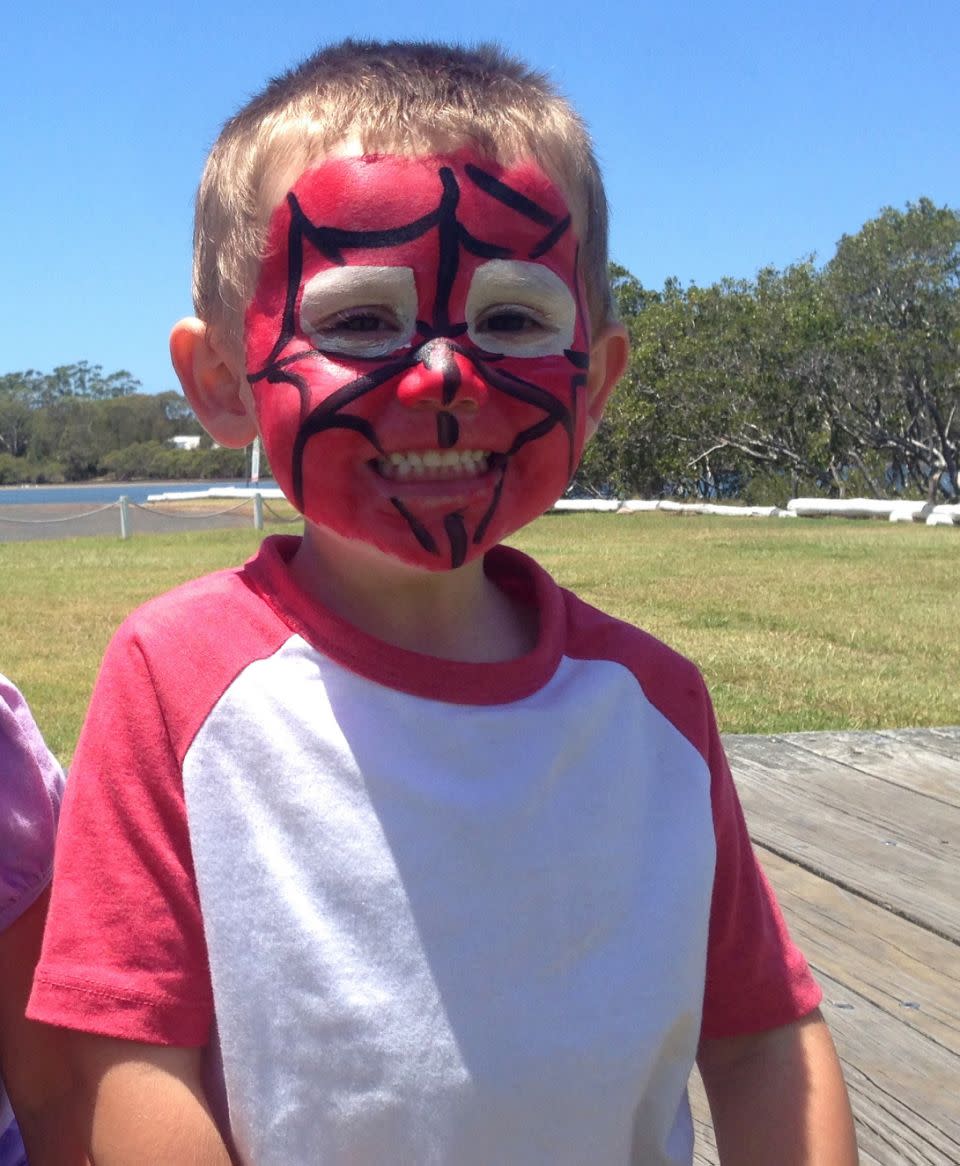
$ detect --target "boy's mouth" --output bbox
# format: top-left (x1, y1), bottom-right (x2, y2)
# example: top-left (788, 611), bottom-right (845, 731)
top-left (373, 449), bottom-right (493, 482)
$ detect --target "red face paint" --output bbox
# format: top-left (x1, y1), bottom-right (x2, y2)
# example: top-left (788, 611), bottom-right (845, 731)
top-left (245, 152), bottom-right (591, 570)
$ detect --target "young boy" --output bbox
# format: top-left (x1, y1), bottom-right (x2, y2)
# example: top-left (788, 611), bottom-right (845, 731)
top-left (30, 41), bottom-right (856, 1165)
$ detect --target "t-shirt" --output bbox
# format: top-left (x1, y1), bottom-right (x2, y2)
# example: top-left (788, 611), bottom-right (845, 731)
top-left (31, 536), bottom-right (820, 1164)
top-left (0, 675), bottom-right (65, 1163)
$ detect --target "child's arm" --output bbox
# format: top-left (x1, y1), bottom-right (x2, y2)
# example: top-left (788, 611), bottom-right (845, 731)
top-left (697, 1009), bottom-right (858, 1164)
top-left (68, 1033), bottom-right (234, 1164)
top-left (0, 887), bottom-right (88, 1165)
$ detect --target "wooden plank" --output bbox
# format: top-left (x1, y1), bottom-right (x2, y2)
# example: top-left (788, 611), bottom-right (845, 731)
top-left (690, 997), bottom-right (960, 1165)
top-left (694, 731), bottom-right (960, 1163)
top-left (723, 735), bottom-right (960, 941)
top-left (690, 1021), bottom-right (948, 1165)
top-left (756, 841), bottom-right (960, 1162)
top-left (886, 727), bottom-right (960, 764)
top-left (690, 847), bottom-right (959, 1164)
top-left (689, 1070), bottom-right (717, 1164)
top-left (756, 847), bottom-right (960, 1052)
top-left (780, 729), bottom-right (960, 806)
top-left (820, 966), bottom-right (960, 1164)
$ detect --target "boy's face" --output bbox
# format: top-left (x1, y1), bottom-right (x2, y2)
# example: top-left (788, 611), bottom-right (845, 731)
top-left (245, 150), bottom-right (592, 570)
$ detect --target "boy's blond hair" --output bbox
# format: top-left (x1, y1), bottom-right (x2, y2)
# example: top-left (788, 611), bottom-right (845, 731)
top-left (193, 40), bottom-right (614, 345)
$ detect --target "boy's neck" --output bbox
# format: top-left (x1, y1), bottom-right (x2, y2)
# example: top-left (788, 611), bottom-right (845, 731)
top-left (288, 524), bottom-right (537, 663)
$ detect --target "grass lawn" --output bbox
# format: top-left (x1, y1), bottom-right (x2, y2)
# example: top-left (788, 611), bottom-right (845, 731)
top-left (2, 511), bottom-right (956, 765)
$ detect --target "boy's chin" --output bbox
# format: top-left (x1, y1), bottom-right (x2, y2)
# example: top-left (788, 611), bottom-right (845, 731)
top-left (309, 520), bottom-right (489, 574)
top-left (295, 504), bottom-right (535, 575)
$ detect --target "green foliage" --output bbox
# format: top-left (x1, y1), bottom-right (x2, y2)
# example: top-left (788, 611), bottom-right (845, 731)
top-left (99, 441), bottom-right (246, 481)
top-left (583, 199), bottom-right (960, 502)
top-left (823, 198), bottom-right (960, 498)
top-left (0, 363), bottom-right (240, 484)
top-left (0, 453), bottom-right (66, 485)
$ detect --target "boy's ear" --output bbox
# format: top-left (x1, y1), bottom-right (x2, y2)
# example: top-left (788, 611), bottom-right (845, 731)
top-left (583, 323), bottom-right (629, 441)
top-left (169, 318), bottom-right (259, 449)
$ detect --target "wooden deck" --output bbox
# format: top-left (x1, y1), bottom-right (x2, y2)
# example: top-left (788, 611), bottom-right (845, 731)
top-left (691, 728), bottom-right (960, 1165)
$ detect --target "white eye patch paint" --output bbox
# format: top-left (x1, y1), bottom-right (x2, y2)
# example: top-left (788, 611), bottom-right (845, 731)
top-left (465, 260), bottom-right (577, 358)
top-left (299, 266), bottom-right (418, 357)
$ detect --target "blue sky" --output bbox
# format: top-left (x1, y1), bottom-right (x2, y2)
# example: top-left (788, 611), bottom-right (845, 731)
top-left (2, 0), bottom-right (957, 394)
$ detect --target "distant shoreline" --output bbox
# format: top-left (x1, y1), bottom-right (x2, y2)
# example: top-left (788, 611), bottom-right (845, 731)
top-left (0, 478), bottom-right (185, 491)
top-left (0, 480), bottom-right (278, 507)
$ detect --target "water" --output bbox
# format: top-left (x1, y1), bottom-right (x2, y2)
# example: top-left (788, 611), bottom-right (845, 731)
top-left (0, 481), bottom-right (279, 506)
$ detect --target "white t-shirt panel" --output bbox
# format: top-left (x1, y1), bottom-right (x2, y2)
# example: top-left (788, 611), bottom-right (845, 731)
top-left (185, 640), bottom-right (714, 1165)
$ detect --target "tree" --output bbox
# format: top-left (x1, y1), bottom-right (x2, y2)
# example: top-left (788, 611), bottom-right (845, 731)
top-left (691, 262), bottom-right (847, 498)
top-left (34, 361), bottom-right (141, 404)
top-left (824, 198), bottom-right (960, 499)
top-left (0, 388), bottom-right (33, 458)
top-left (0, 365), bottom-right (202, 481)
top-left (585, 266), bottom-right (842, 500)
top-left (91, 392), bottom-right (195, 453)
top-left (575, 268), bottom-right (676, 496)
top-left (586, 200), bottom-right (959, 504)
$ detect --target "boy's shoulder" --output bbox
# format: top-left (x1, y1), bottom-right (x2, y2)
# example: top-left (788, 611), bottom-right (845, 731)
top-left (489, 545), bottom-right (714, 757)
top-left (553, 577), bottom-right (713, 757)
top-left (491, 544), bottom-right (700, 676)
top-left (114, 534), bottom-right (296, 653)
top-left (96, 535), bottom-right (299, 726)
top-left (558, 577), bottom-right (703, 689)
top-left (561, 583), bottom-right (699, 675)
top-left (101, 537), bottom-right (714, 763)
top-left (83, 537), bottom-right (300, 769)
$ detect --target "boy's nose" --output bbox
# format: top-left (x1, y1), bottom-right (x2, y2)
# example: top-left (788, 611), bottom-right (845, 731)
top-left (395, 339), bottom-right (489, 412)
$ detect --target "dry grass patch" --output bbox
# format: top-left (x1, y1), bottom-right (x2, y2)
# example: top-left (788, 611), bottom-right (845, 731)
top-left (146, 496), bottom-right (301, 522)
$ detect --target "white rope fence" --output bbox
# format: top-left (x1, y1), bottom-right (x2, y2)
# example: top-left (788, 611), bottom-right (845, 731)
top-left (0, 503), bottom-right (117, 525)
top-left (262, 499), bottom-right (302, 525)
top-left (0, 494), bottom-right (267, 540)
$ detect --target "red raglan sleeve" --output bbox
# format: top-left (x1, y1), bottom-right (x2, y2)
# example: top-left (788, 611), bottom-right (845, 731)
top-left (699, 685), bottom-right (821, 1039)
top-left (28, 619), bottom-right (214, 1046)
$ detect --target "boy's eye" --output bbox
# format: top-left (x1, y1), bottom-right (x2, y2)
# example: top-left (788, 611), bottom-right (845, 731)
top-left (314, 308), bottom-right (402, 335)
top-left (476, 308), bottom-right (546, 335)
top-left (465, 260), bottom-right (577, 357)
top-left (299, 266), bottom-right (417, 356)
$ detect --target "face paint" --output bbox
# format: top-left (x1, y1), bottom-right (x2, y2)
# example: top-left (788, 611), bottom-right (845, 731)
top-left (245, 151), bottom-right (591, 570)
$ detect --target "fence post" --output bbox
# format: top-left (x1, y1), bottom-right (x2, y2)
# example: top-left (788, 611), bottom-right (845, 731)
top-left (253, 492), bottom-right (264, 531)
top-left (119, 495), bottom-right (130, 540)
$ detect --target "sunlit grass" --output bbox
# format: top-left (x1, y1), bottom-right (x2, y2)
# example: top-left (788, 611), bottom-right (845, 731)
top-left (2, 511), bottom-right (956, 766)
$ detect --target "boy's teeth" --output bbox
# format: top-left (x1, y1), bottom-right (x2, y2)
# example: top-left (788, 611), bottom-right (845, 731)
top-left (376, 450), bottom-right (491, 480)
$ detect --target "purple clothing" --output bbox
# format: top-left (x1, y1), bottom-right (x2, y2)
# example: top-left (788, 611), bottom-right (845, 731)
top-left (0, 674), bottom-right (64, 1162)
top-left (0, 1123), bottom-right (26, 1166)
top-left (0, 675), bottom-right (63, 929)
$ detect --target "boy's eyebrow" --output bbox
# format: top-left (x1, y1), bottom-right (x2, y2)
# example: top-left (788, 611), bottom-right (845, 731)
top-left (464, 164), bottom-right (559, 227)
top-left (290, 191), bottom-right (441, 265)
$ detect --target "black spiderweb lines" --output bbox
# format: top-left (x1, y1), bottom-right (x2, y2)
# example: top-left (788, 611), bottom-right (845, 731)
top-left (247, 164), bottom-right (588, 568)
